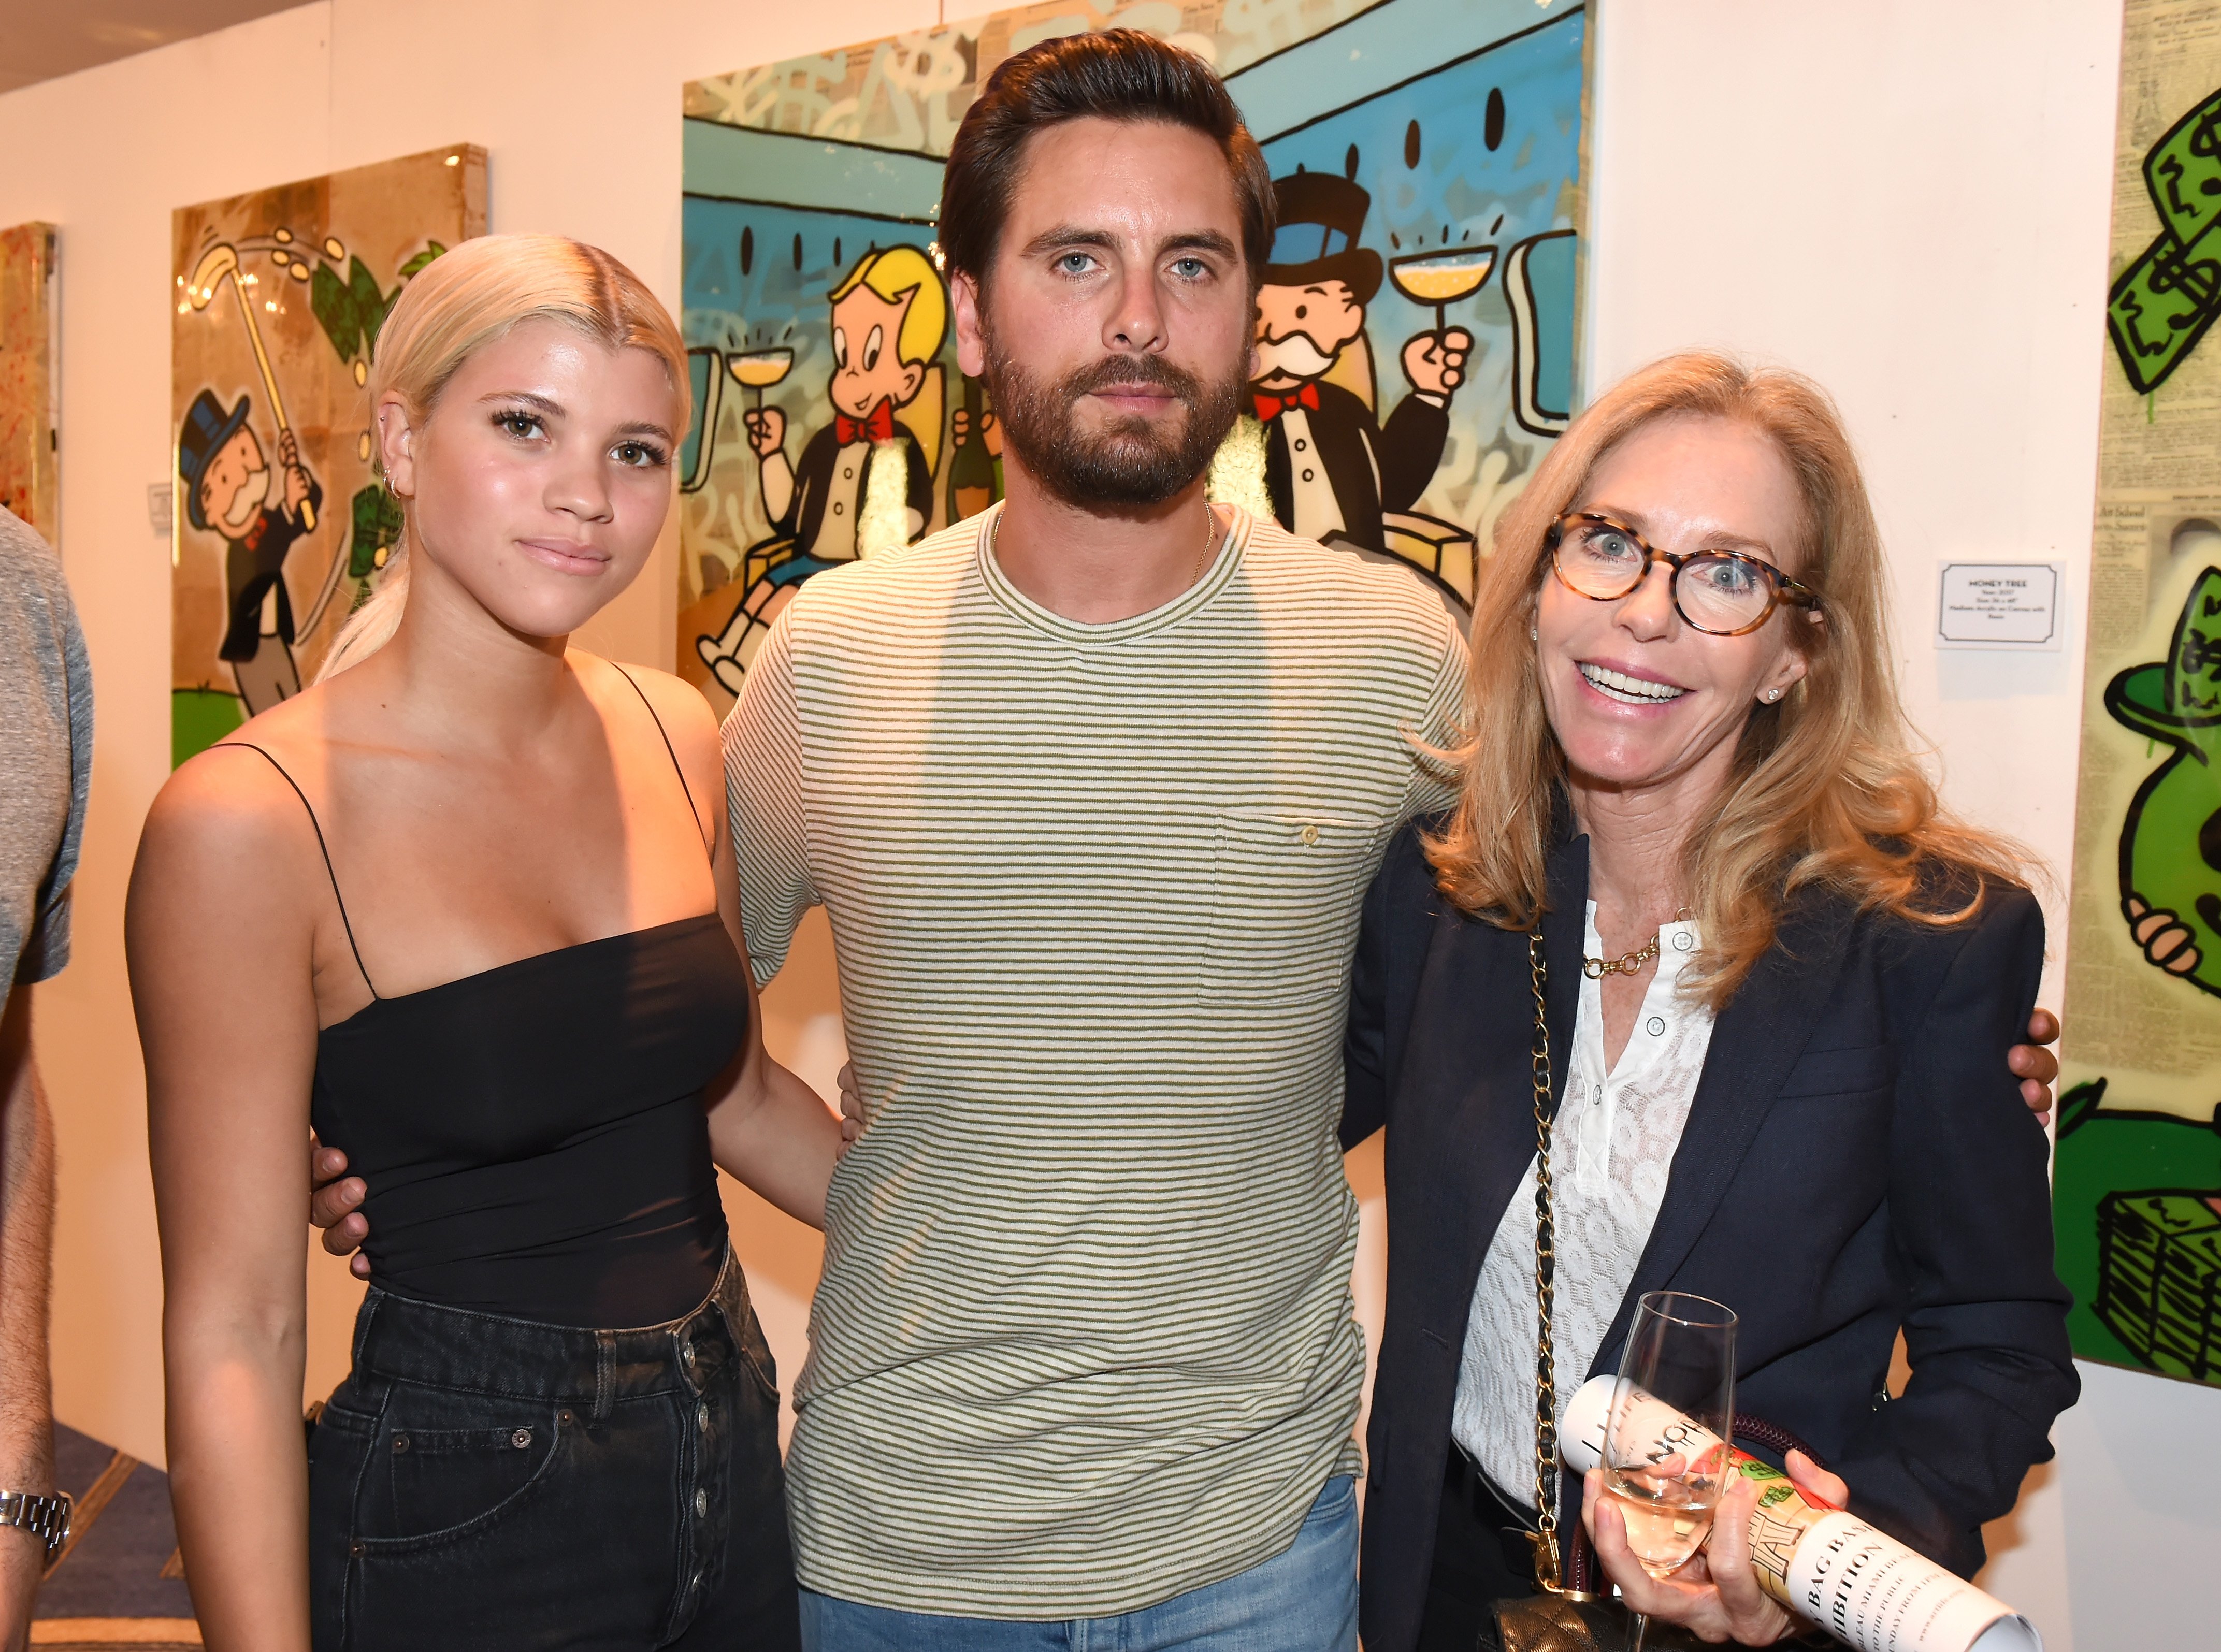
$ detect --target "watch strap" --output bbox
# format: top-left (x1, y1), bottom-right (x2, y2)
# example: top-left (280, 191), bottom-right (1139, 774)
top-left (0, 1488), bottom-right (74, 1565)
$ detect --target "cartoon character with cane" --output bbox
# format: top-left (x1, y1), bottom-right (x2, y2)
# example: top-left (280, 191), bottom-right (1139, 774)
top-left (179, 242), bottom-right (323, 714)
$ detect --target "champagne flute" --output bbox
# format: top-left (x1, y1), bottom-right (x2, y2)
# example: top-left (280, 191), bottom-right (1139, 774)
top-left (1598, 1291), bottom-right (1737, 1652)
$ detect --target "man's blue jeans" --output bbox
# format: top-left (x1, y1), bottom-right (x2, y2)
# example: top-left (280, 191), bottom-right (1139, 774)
top-left (798, 1475), bottom-right (1358, 1650)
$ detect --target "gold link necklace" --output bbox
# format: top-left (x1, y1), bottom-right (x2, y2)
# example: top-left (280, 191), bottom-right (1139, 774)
top-left (1581, 930), bottom-right (1660, 980)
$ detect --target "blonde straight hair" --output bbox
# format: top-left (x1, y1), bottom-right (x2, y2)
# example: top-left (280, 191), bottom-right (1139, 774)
top-left (316, 234), bottom-right (690, 680)
top-left (1426, 352), bottom-right (2023, 1008)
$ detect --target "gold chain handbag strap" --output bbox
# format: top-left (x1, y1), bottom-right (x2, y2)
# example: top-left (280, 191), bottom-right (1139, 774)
top-left (1527, 930), bottom-right (1564, 1592)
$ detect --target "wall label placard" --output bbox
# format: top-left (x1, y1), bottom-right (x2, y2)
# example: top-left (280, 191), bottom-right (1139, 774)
top-left (1934, 561), bottom-right (2064, 649)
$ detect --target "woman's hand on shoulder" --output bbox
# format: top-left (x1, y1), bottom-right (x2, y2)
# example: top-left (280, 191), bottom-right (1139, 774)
top-left (1582, 1451), bottom-right (1849, 1645)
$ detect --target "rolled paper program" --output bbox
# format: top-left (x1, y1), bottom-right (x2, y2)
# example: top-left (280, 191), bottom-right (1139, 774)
top-left (1561, 1376), bottom-right (2042, 1652)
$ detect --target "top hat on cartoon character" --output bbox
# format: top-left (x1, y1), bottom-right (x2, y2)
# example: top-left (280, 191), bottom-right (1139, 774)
top-left (1263, 170), bottom-right (1382, 303)
top-left (2107, 566), bottom-right (2221, 757)
top-left (178, 388), bottom-right (253, 533)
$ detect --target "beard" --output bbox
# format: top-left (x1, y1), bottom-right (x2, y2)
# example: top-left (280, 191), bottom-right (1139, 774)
top-left (982, 325), bottom-right (1247, 509)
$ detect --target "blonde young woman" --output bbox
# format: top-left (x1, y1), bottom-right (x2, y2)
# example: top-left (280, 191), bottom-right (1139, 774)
top-left (130, 236), bottom-right (836, 1649)
top-left (1342, 354), bottom-right (2079, 1652)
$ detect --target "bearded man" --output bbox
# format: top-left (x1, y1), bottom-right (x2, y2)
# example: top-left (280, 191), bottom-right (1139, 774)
top-left (720, 33), bottom-right (1461, 1648)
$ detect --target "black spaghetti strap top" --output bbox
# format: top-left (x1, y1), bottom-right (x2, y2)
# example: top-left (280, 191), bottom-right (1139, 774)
top-left (229, 668), bottom-right (746, 1328)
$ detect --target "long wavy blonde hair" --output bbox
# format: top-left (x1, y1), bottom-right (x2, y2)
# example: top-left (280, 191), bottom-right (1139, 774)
top-left (316, 234), bottom-right (689, 679)
top-left (1426, 352), bottom-right (2023, 1007)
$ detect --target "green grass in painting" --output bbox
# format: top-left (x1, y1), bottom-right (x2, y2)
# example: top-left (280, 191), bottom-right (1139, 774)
top-left (172, 687), bottom-right (243, 769)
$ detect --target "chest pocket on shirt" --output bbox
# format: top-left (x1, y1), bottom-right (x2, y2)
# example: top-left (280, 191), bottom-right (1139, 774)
top-left (1205, 810), bottom-right (1388, 1008)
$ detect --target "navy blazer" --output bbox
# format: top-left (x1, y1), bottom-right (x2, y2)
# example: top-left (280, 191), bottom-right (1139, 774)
top-left (1340, 820), bottom-right (2078, 1652)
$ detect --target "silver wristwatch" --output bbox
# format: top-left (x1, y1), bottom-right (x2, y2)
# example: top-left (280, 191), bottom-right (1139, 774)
top-left (0, 1489), bottom-right (73, 1565)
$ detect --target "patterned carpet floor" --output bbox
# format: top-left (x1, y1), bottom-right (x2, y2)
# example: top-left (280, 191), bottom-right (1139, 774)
top-left (31, 1424), bottom-right (197, 1649)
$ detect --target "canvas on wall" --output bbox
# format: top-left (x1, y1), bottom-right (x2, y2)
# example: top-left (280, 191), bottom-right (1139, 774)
top-left (0, 221), bottom-right (59, 542)
top-left (171, 144), bottom-right (486, 767)
top-left (677, 0), bottom-right (1589, 707)
top-left (2059, 0), bottom-right (2221, 1389)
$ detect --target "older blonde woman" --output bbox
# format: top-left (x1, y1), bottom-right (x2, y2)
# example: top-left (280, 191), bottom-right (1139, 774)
top-left (1343, 354), bottom-right (2077, 1651)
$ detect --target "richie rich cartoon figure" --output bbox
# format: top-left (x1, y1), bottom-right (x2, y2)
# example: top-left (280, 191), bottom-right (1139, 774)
top-left (695, 244), bottom-right (946, 694)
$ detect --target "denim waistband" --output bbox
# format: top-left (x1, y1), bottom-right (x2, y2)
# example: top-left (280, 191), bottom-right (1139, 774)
top-left (349, 1245), bottom-right (753, 1410)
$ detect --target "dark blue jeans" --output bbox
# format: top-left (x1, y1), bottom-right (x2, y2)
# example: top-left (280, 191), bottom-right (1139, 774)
top-left (308, 1249), bottom-right (798, 1650)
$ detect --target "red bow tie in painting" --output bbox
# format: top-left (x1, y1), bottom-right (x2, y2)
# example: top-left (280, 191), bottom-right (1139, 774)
top-left (1253, 381), bottom-right (1322, 422)
top-left (835, 401), bottom-right (899, 445)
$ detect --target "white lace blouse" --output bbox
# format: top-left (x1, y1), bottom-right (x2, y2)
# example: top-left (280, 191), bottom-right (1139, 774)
top-left (1452, 904), bottom-right (1717, 1508)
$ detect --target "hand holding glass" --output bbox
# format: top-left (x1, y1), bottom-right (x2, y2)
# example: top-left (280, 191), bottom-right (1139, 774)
top-left (1599, 1291), bottom-right (1737, 1651)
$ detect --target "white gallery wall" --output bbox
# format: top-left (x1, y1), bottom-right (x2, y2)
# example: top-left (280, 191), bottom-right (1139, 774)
top-left (0, 1), bottom-right (2205, 1644)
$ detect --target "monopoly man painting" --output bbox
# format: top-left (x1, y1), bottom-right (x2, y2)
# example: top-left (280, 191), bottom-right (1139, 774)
top-left (2059, 0), bottom-right (2221, 1389)
top-left (677, 0), bottom-right (1590, 707)
top-left (170, 144), bottom-right (485, 766)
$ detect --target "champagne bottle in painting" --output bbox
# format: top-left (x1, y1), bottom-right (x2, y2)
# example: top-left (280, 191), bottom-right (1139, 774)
top-left (948, 372), bottom-right (997, 523)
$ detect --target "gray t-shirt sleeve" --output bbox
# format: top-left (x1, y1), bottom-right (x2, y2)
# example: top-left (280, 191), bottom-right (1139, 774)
top-left (0, 506), bottom-right (94, 997)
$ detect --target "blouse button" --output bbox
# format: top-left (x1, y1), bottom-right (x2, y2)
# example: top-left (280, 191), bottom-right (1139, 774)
top-left (1672, 931), bottom-right (1693, 952)
top-left (1646, 1016), bottom-right (1666, 1037)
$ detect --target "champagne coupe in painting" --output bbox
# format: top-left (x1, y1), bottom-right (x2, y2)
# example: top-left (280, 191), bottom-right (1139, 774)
top-left (1600, 1292), bottom-right (1737, 1652)
top-left (729, 345), bottom-right (794, 407)
top-left (1387, 245), bottom-right (1497, 339)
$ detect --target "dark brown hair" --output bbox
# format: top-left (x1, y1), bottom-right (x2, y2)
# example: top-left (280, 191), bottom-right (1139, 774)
top-left (939, 30), bottom-right (1274, 291)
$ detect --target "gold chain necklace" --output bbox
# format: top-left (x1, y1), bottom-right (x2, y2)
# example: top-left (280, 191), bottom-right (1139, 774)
top-left (1582, 907), bottom-right (1692, 979)
top-left (1582, 931), bottom-right (1659, 980)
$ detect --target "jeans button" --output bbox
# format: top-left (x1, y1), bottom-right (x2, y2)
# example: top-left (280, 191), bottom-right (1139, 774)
top-left (511, 1428), bottom-right (531, 1449)
top-left (695, 1489), bottom-right (710, 1518)
top-left (697, 1402), bottom-right (710, 1433)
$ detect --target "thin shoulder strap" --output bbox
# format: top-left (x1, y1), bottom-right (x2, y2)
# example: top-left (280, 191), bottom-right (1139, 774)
top-left (219, 743), bottom-right (380, 999)
top-left (609, 663), bottom-right (711, 859)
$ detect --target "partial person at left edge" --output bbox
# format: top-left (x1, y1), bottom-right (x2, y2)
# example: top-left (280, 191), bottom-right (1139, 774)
top-left (0, 505), bottom-right (94, 1648)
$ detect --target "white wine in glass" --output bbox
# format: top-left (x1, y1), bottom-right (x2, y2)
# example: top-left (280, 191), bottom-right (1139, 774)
top-left (1600, 1291), bottom-right (1736, 1652)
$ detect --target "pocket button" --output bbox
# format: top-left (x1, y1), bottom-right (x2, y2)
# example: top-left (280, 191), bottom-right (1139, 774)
top-left (1299, 823), bottom-right (1319, 847)
top-left (392, 1434), bottom-right (410, 1454)
top-left (510, 1428), bottom-right (531, 1450)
